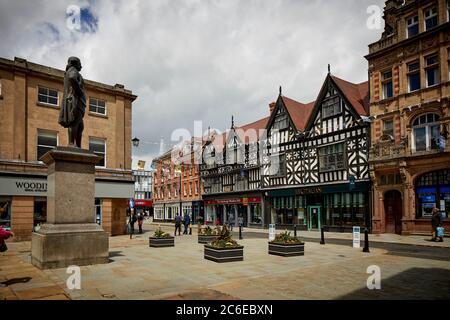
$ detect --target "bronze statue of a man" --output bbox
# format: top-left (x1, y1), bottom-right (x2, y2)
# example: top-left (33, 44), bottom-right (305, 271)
top-left (58, 57), bottom-right (86, 148)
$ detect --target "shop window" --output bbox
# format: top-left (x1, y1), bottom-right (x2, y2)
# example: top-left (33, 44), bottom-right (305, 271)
top-left (416, 170), bottom-right (450, 218)
top-left (37, 130), bottom-right (57, 160)
top-left (89, 138), bottom-right (106, 167)
top-left (407, 61), bottom-right (420, 92)
top-left (425, 54), bottom-right (440, 87)
top-left (412, 113), bottom-right (441, 152)
top-left (0, 198), bottom-right (11, 228)
top-left (38, 86), bottom-right (58, 106)
top-left (382, 71), bottom-right (393, 99)
top-left (319, 143), bottom-right (345, 172)
top-left (424, 6), bottom-right (438, 31)
top-left (406, 15), bottom-right (419, 38)
top-left (33, 197), bottom-right (47, 228)
top-left (322, 96), bottom-right (341, 119)
top-left (89, 97), bottom-right (106, 115)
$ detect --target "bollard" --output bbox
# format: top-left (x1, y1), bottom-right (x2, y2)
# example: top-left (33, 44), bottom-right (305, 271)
top-left (239, 225), bottom-right (243, 240)
top-left (294, 224), bottom-right (297, 237)
top-left (363, 228), bottom-right (370, 253)
top-left (320, 227), bottom-right (325, 245)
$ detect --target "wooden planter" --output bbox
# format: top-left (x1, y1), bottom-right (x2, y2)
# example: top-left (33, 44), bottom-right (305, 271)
top-left (268, 242), bottom-right (304, 257)
top-left (198, 234), bottom-right (219, 244)
top-left (149, 236), bottom-right (175, 247)
top-left (204, 245), bottom-right (244, 263)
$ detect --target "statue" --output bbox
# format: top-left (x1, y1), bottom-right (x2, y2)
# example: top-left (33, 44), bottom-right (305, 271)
top-left (58, 57), bottom-right (86, 148)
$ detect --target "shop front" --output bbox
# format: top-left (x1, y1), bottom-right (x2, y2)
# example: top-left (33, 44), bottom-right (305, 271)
top-left (203, 195), bottom-right (263, 227)
top-left (191, 200), bottom-right (204, 224)
top-left (0, 172), bottom-right (134, 240)
top-left (267, 181), bottom-right (371, 232)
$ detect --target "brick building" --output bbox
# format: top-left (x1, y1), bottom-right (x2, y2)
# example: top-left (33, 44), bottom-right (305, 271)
top-left (0, 57), bottom-right (137, 240)
top-left (152, 138), bottom-right (204, 223)
top-left (366, 0), bottom-right (450, 234)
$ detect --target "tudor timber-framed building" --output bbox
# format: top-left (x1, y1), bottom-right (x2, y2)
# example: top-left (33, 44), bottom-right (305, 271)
top-left (261, 74), bottom-right (371, 232)
top-left (0, 57), bottom-right (137, 241)
top-left (366, 0), bottom-right (450, 235)
top-left (200, 117), bottom-right (268, 227)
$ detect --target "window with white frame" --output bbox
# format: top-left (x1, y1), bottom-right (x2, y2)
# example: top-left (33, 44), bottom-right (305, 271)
top-left (424, 6), bottom-right (438, 31)
top-left (383, 119), bottom-right (394, 137)
top-left (406, 15), bottom-right (419, 38)
top-left (89, 138), bottom-right (106, 167)
top-left (89, 98), bottom-right (106, 115)
top-left (412, 113), bottom-right (441, 152)
top-left (319, 143), bottom-right (345, 172)
top-left (407, 61), bottom-right (421, 92)
top-left (425, 54), bottom-right (440, 87)
top-left (382, 71), bottom-right (393, 99)
top-left (38, 86), bottom-right (58, 106)
top-left (37, 130), bottom-right (57, 160)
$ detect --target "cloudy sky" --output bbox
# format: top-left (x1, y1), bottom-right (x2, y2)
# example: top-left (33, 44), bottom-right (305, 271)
top-left (0, 0), bottom-right (385, 169)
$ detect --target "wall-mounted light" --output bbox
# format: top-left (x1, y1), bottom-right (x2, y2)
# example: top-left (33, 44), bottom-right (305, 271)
top-left (132, 137), bottom-right (140, 147)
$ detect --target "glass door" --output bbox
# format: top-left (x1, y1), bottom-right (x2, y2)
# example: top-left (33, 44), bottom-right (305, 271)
top-left (307, 206), bottom-right (321, 230)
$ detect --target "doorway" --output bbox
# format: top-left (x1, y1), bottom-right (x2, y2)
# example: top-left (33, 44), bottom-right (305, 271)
top-left (307, 206), bottom-right (321, 230)
top-left (384, 190), bottom-right (402, 234)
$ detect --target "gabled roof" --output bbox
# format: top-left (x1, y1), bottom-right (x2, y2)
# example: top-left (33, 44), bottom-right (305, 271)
top-left (331, 76), bottom-right (369, 116)
top-left (281, 96), bottom-right (315, 131)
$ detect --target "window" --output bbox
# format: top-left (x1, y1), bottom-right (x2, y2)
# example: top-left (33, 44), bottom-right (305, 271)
top-left (273, 111), bottom-right (288, 130)
top-left (322, 96), bottom-right (341, 118)
top-left (269, 153), bottom-right (286, 176)
top-left (406, 15), bottom-right (419, 38)
top-left (38, 86), bottom-right (58, 106)
top-left (34, 197), bottom-right (47, 228)
top-left (89, 138), bottom-right (106, 167)
top-left (424, 7), bottom-right (438, 31)
top-left (0, 198), bottom-right (11, 228)
top-left (425, 55), bottom-right (440, 87)
top-left (383, 119), bottom-right (394, 137)
top-left (95, 198), bottom-right (102, 225)
top-left (407, 61), bottom-right (421, 92)
top-left (412, 113), bottom-right (441, 152)
top-left (382, 71), bottom-right (393, 99)
top-left (37, 131), bottom-right (57, 160)
top-left (319, 143), bottom-right (345, 172)
top-left (89, 98), bottom-right (106, 115)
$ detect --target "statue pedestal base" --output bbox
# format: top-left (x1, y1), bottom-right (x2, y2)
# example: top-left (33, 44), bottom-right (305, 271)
top-left (31, 224), bottom-right (109, 269)
top-left (31, 146), bottom-right (109, 269)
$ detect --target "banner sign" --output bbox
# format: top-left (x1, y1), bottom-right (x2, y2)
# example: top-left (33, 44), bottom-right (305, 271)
top-left (353, 226), bottom-right (360, 248)
top-left (269, 224), bottom-right (276, 241)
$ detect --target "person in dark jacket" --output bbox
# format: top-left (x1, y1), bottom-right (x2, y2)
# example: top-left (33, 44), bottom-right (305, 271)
top-left (183, 213), bottom-right (191, 235)
top-left (431, 207), bottom-right (443, 242)
top-left (174, 214), bottom-right (182, 236)
top-left (137, 213), bottom-right (144, 234)
top-left (129, 211), bottom-right (137, 239)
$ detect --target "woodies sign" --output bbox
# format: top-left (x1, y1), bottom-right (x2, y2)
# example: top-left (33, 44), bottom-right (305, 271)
top-left (0, 176), bottom-right (48, 196)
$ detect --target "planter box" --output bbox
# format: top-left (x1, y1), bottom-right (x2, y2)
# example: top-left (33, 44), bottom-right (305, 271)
top-left (149, 237), bottom-right (174, 247)
top-left (204, 245), bottom-right (244, 263)
top-left (198, 234), bottom-right (219, 244)
top-left (268, 242), bottom-right (304, 257)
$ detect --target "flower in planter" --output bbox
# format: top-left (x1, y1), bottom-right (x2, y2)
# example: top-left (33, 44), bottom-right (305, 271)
top-left (199, 225), bottom-right (218, 236)
top-left (153, 227), bottom-right (171, 238)
top-left (270, 230), bottom-right (304, 244)
top-left (206, 225), bottom-right (241, 248)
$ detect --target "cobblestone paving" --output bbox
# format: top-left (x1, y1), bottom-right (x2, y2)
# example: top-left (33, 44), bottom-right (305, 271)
top-left (1, 226), bottom-right (449, 300)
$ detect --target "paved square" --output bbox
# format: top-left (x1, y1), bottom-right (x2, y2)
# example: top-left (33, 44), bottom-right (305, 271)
top-left (1, 225), bottom-right (449, 300)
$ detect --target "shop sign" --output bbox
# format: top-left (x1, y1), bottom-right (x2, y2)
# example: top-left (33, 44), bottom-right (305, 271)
top-left (242, 197), bottom-right (248, 206)
top-left (205, 197), bottom-right (261, 205)
top-left (133, 200), bottom-right (152, 207)
top-left (0, 176), bottom-right (47, 196)
top-left (269, 224), bottom-right (276, 241)
top-left (353, 226), bottom-right (360, 248)
top-left (296, 187), bottom-right (322, 195)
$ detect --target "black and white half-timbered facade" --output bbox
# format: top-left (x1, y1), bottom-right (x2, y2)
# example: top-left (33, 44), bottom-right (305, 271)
top-left (200, 117), bottom-right (268, 227)
top-left (261, 74), bottom-right (372, 232)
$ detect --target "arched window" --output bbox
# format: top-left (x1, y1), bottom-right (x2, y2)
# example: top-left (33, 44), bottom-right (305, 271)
top-left (412, 113), bottom-right (440, 152)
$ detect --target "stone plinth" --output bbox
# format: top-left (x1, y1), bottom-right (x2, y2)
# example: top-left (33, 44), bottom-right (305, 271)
top-left (31, 146), bottom-right (109, 269)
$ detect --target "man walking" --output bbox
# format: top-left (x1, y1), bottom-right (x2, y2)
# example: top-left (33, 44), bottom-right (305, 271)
top-left (174, 214), bottom-right (182, 236)
top-left (129, 210), bottom-right (137, 239)
top-left (137, 213), bottom-right (144, 234)
top-left (183, 213), bottom-right (191, 235)
top-left (431, 207), bottom-right (444, 242)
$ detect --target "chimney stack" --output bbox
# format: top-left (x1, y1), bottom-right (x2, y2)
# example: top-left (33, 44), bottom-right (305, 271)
top-left (269, 102), bottom-right (276, 114)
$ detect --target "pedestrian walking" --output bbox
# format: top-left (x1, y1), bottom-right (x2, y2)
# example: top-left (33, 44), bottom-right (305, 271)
top-left (129, 211), bottom-right (137, 239)
top-left (431, 207), bottom-right (444, 242)
top-left (137, 213), bottom-right (144, 234)
top-left (0, 226), bottom-right (13, 253)
top-left (183, 213), bottom-right (191, 235)
top-left (174, 214), bottom-right (182, 236)
top-left (228, 213), bottom-right (234, 231)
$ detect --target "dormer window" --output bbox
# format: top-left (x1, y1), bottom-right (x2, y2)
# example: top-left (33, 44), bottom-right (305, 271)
top-left (406, 15), bottom-right (419, 38)
top-left (273, 111), bottom-right (288, 130)
top-left (424, 7), bottom-right (438, 31)
top-left (322, 96), bottom-right (341, 118)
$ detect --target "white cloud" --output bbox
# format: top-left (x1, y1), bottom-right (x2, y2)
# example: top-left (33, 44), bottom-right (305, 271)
top-left (0, 0), bottom-right (385, 168)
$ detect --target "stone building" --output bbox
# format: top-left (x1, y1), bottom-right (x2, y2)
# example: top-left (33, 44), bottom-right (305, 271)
top-left (366, 0), bottom-right (450, 234)
top-left (0, 57), bottom-right (137, 240)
